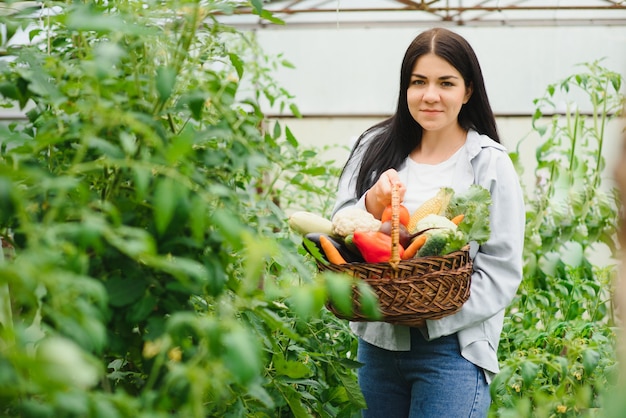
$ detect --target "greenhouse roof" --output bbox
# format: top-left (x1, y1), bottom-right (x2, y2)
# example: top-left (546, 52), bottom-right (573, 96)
top-left (221, 0), bottom-right (626, 28)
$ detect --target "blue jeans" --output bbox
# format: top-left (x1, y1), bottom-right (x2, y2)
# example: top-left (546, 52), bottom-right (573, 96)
top-left (357, 328), bottom-right (490, 418)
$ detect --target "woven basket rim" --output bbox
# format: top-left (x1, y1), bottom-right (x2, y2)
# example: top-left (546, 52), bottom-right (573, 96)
top-left (321, 246), bottom-right (473, 325)
top-left (317, 245), bottom-right (471, 271)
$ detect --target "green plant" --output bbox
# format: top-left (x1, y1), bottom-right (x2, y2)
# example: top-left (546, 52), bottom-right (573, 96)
top-left (0, 1), bottom-right (363, 416)
top-left (492, 61), bottom-right (624, 417)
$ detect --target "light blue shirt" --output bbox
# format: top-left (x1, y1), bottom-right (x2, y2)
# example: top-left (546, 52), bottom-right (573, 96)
top-left (332, 129), bottom-right (525, 380)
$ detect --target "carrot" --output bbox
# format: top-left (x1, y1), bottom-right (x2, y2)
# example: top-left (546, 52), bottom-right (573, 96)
top-left (320, 235), bottom-right (347, 265)
top-left (401, 234), bottom-right (428, 259)
top-left (450, 214), bottom-right (465, 225)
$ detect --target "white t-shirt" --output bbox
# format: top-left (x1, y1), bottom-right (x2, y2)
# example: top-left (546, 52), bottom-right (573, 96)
top-left (399, 144), bottom-right (466, 213)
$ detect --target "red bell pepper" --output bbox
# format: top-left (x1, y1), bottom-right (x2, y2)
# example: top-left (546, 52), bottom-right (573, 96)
top-left (352, 230), bottom-right (404, 263)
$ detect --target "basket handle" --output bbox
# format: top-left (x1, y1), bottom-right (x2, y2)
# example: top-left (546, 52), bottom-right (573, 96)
top-left (390, 183), bottom-right (400, 270)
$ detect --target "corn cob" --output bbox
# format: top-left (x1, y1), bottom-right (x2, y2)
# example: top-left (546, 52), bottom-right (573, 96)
top-left (407, 187), bottom-right (454, 233)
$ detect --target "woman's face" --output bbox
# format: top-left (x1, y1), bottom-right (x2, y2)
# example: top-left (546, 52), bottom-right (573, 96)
top-left (407, 53), bottom-right (472, 134)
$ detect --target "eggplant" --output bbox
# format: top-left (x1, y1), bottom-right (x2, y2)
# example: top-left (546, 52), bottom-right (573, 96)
top-left (378, 220), bottom-right (416, 249)
top-left (303, 232), bottom-right (365, 263)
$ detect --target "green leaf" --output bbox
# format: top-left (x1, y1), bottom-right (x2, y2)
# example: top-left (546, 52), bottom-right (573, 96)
top-left (255, 307), bottom-right (302, 341)
top-left (126, 295), bottom-right (157, 323)
top-left (336, 369), bottom-right (366, 408)
top-left (445, 184), bottom-right (492, 244)
top-left (156, 66), bottom-right (177, 103)
top-left (281, 384), bottom-right (311, 418)
top-left (211, 209), bottom-right (244, 248)
top-left (289, 103), bottom-right (302, 118)
top-left (285, 126), bottom-right (299, 147)
top-left (258, 9), bottom-right (285, 25)
top-left (228, 52), bottom-right (244, 79)
top-left (0, 82), bottom-right (19, 101)
top-left (520, 361), bottom-right (540, 386)
top-left (273, 353), bottom-right (312, 379)
top-left (105, 276), bottom-right (147, 308)
top-left (166, 125), bottom-right (194, 163)
top-left (272, 121), bottom-right (282, 139)
top-left (325, 273), bottom-right (354, 317)
top-left (246, 383), bottom-right (275, 409)
top-left (223, 327), bottom-right (261, 384)
top-left (66, 7), bottom-right (126, 33)
top-left (355, 281), bottom-right (381, 320)
top-left (144, 254), bottom-right (208, 285)
top-left (179, 90), bottom-right (207, 121)
top-left (153, 178), bottom-right (177, 235)
top-left (250, 0), bottom-right (263, 14)
top-left (118, 131), bottom-right (137, 156)
top-left (87, 136), bottom-right (124, 158)
top-left (581, 349), bottom-right (600, 375)
top-left (0, 176), bottom-right (16, 224)
top-left (103, 225), bottom-right (156, 257)
top-left (204, 254), bottom-right (227, 297)
top-left (289, 284), bottom-right (326, 320)
top-left (132, 166), bottom-right (151, 200)
top-left (189, 195), bottom-right (207, 244)
top-left (301, 167), bottom-right (326, 176)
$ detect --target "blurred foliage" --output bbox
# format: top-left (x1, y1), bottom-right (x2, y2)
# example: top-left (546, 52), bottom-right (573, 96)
top-left (494, 61), bottom-right (624, 417)
top-left (0, 0), bottom-right (363, 416)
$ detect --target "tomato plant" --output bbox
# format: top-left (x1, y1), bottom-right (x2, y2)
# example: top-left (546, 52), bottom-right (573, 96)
top-left (492, 61), bottom-right (624, 417)
top-left (0, 1), bottom-right (362, 417)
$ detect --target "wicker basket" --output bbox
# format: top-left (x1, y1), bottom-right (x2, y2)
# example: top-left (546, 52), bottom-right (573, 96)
top-left (321, 185), bottom-right (472, 326)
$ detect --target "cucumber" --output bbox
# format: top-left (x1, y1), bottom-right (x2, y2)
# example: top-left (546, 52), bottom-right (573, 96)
top-left (288, 211), bottom-right (334, 236)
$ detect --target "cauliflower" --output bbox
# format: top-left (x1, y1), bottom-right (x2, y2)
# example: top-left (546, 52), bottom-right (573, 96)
top-left (414, 214), bottom-right (457, 235)
top-left (331, 207), bottom-right (381, 237)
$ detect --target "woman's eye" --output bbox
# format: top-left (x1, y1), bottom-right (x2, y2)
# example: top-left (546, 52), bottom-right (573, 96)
top-left (411, 79), bottom-right (425, 85)
top-left (441, 81), bottom-right (454, 87)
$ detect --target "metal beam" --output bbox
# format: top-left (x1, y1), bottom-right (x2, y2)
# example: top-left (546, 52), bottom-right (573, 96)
top-left (221, 18), bottom-right (626, 30)
top-left (230, 6), bottom-right (626, 14)
top-left (220, 1), bottom-right (626, 28)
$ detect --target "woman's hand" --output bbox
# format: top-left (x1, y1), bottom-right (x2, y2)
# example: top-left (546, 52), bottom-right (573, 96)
top-left (365, 169), bottom-right (406, 219)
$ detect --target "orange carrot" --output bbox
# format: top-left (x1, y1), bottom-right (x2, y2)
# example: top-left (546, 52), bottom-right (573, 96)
top-left (401, 234), bottom-right (428, 259)
top-left (320, 235), bottom-right (347, 265)
top-left (450, 214), bottom-right (465, 225)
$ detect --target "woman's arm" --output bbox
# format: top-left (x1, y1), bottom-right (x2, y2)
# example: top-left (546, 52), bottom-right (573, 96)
top-left (426, 149), bottom-right (525, 337)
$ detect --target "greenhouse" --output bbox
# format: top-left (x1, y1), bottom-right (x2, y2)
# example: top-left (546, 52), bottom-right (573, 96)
top-left (1, 1), bottom-right (626, 417)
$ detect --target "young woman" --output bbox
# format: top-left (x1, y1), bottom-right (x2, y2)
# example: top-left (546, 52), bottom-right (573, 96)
top-left (333, 27), bottom-right (525, 417)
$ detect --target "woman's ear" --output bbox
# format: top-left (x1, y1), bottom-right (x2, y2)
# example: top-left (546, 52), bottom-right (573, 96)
top-left (463, 83), bottom-right (473, 104)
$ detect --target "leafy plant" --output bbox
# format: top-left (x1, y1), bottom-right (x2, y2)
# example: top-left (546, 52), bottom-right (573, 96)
top-left (0, 1), bottom-right (363, 416)
top-left (492, 61), bottom-right (624, 417)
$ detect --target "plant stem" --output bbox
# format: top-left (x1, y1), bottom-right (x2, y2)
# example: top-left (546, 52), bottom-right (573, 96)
top-left (594, 78), bottom-right (610, 189)
top-left (568, 107), bottom-right (579, 175)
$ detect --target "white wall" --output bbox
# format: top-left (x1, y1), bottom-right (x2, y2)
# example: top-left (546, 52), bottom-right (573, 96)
top-left (254, 25), bottom-right (626, 116)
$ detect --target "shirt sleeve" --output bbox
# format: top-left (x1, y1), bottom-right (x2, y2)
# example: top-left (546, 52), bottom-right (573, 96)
top-left (332, 138), bottom-right (370, 217)
top-left (426, 148), bottom-right (526, 338)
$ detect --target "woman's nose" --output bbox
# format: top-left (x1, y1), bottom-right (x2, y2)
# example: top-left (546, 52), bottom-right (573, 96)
top-left (423, 85), bottom-right (439, 102)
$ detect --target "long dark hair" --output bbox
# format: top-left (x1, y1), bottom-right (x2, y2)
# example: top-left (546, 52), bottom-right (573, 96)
top-left (343, 27), bottom-right (500, 198)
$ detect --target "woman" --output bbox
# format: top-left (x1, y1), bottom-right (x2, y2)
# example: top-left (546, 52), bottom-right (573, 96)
top-left (333, 27), bottom-right (525, 417)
